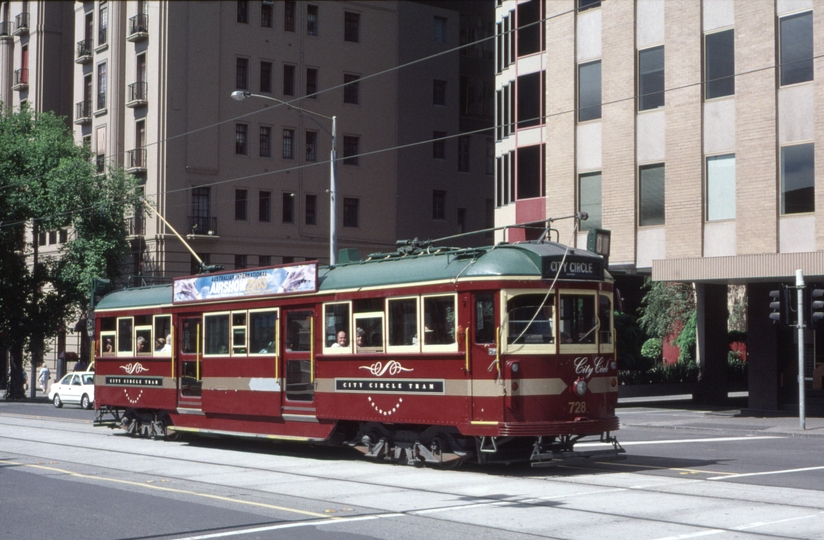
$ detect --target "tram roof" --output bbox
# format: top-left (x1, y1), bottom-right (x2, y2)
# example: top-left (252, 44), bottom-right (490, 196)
top-left (94, 242), bottom-right (606, 311)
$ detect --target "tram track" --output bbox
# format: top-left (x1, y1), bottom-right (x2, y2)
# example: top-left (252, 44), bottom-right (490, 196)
top-left (2, 413), bottom-right (824, 540)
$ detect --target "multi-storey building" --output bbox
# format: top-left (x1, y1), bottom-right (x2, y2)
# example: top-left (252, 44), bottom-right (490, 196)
top-left (494, 0), bottom-right (824, 412)
top-left (0, 0), bottom-right (494, 380)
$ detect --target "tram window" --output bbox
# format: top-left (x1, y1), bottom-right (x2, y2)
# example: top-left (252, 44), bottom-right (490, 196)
top-left (354, 298), bottom-right (383, 313)
top-left (286, 359), bottom-right (312, 401)
top-left (599, 294), bottom-right (612, 344)
top-left (100, 318), bottom-right (116, 332)
top-left (135, 315), bottom-right (151, 326)
top-left (506, 294), bottom-right (553, 345)
top-left (388, 298), bottom-right (418, 346)
top-left (354, 314), bottom-right (383, 352)
top-left (249, 310), bottom-right (277, 353)
top-left (232, 312), bottom-right (247, 354)
top-left (423, 295), bottom-right (456, 345)
top-left (117, 318), bottom-right (133, 353)
top-left (135, 327), bottom-right (152, 355)
top-left (180, 318), bottom-right (200, 354)
top-left (475, 293), bottom-right (496, 344)
top-left (559, 294), bottom-right (597, 344)
top-left (154, 316), bottom-right (171, 355)
top-left (324, 303), bottom-right (351, 350)
top-left (204, 313), bottom-right (230, 355)
top-left (286, 311), bottom-right (313, 352)
top-left (100, 332), bottom-right (116, 356)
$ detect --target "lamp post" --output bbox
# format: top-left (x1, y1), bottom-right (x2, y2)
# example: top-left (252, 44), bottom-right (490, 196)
top-left (230, 90), bottom-right (338, 265)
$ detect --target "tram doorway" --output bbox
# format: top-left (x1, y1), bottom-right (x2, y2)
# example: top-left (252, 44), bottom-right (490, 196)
top-left (470, 292), bottom-right (503, 421)
top-left (177, 316), bottom-right (202, 410)
top-left (282, 309), bottom-right (315, 416)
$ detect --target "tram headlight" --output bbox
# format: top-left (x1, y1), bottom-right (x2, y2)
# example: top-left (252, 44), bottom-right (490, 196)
top-left (510, 362), bottom-right (519, 374)
top-left (571, 378), bottom-right (587, 397)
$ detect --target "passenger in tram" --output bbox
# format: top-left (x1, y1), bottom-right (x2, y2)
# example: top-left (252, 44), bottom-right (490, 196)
top-left (355, 328), bottom-right (365, 349)
top-left (331, 330), bottom-right (348, 347)
top-left (159, 334), bottom-right (172, 353)
top-left (136, 336), bottom-right (148, 353)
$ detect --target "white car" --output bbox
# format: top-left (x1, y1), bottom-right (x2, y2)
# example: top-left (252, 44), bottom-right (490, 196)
top-left (49, 371), bottom-right (95, 409)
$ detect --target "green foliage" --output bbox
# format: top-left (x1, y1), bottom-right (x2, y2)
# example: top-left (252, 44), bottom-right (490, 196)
top-left (673, 311), bottom-right (697, 362)
top-left (0, 106), bottom-right (141, 397)
top-left (640, 337), bottom-right (662, 360)
top-left (637, 277), bottom-right (696, 339)
top-left (614, 310), bottom-right (652, 372)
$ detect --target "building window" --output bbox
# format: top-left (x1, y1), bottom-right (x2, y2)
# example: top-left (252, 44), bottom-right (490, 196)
top-left (344, 74), bottom-right (360, 104)
top-left (306, 68), bottom-right (317, 97)
top-left (282, 129), bottom-right (294, 159)
top-left (433, 190), bottom-right (446, 220)
top-left (260, 61), bottom-right (272, 93)
top-left (99, 4), bottom-right (108, 46)
top-left (579, 172), bottom-right (602, 230)
top-left (434, 16), bottom-right (447, 43)
top-left (283, 193), bottom-right (294, 223)
top-left (237, 1), bottom-right (248, 24)
top-left (235, 189), bottom-right (248, 221)
top-left (307, 4), bottom-right (318, 36)
top-left (261, 2), bottom-right (273, 28)
top-left (97, 62), bottom-right (107, 110)
top-left (705, 29), bottom-right (734, 99)
top-left (284, 1), bottom-right (295, 32)
top-left (578, 60), bottom-right (601, 122)
top-left (486, 138), bottom-right (494, 175)
top-left (306, 194), bottom-right (317, 225)
top-left (638, 46), bottom-right (664, 111)
top-left (432, 131), bottom-right (446, 159)
top-left (259, 255), bottom-right (271, 267)
top-left (578, 0), bottom-right (600, 10)
top-left (458, 136), bottom-right (470, 172)
top-left (235, 255), bottom-right (247, 269)
top-left (781, 143), bottom-right (814, 214)
top-left (59, 229), bottom-right (68, 243)
top-left (344, 11), bottom-right (359, 43)
top-left (706, 154), bottom-right (735, 221)
top-left (191, 187), bottom-right (211, 234)
top-left (433, 80), bottom-right (446, 105)
top-left (283, 64), bottom-right (295, 96)
top-left (780, 11), bottom-right (813, 86)
top-left (457, 208), bottom-right (467, 233)
top-left (306, 131), bottom-right (317, 161)
top-left (235, 124), bottom-right (248, 154)
top-left (343, 198), bottom-right (359, 227)
top-left (343, 136), bottom-right (359, 165)
top-left (259, 191), bottom-right (271, 222)
top-left (517, 72), bottom-right (542, 128)
top-left (260, 126), bottom-right (271, 157)
top-left (236, 57), bottom-right (249, 90)
top-left (639, 164), bottom-right (665, 226)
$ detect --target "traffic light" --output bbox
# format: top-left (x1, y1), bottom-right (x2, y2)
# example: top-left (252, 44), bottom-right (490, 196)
top-left (769, 285), bottom-right (791, 327)
top-left (810, 283), bottom-right (824, 325)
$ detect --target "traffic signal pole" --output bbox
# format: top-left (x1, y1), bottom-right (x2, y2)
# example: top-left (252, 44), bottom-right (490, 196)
top-left (796, 270), bottom-right (806, 430)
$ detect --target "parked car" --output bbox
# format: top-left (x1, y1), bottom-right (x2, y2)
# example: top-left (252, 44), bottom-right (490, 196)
top-left (49, 371), bottom-right (95, 409)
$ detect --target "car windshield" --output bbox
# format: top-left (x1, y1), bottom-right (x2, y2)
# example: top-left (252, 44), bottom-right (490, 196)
top-left (60, 375), bottom-right (73, 385)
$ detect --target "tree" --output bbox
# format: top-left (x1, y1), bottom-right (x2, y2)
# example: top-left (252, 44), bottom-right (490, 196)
top-left (637, 277), bottom-right (696, 362)
top-left (0, 105), bottom-right (142, 399)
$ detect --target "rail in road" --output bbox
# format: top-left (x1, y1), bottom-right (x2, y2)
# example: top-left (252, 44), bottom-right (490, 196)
top-left (2, 405), bottom-right (824, 539)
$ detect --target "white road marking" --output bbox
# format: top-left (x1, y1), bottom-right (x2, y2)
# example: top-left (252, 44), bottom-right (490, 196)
top-left (179, 514), bottom-right (405, 539)
top-left (652, 512), bottom-right (822, 540)
top-left (577, 435), bottom-right (782, 448)
top-left (708, 465), bottom-right (824, 480)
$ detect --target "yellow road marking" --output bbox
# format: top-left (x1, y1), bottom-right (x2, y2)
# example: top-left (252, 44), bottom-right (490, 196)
top-left (0, 460), bottom-right (339, 519)
top-left (588, 460), bottom-right (738, 476)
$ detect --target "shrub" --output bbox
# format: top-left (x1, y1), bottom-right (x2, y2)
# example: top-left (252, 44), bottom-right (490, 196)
top-left (641, 338), bottom-right (662, 360)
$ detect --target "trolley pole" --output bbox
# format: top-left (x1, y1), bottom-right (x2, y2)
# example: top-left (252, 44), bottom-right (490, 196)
top-left (796, 269), bottom-right (806, 430)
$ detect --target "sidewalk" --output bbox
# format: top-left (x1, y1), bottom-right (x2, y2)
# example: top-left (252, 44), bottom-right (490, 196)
top-left (618, 393), bottom-right (824, 438)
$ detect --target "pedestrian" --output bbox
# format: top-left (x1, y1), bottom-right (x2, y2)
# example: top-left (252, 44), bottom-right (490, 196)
top-left (22, 370), bottom-right (28, 391)
top-left (74, 358), bottom-right (88, 372)
top-left (38, 363), bottom-right (51, 394)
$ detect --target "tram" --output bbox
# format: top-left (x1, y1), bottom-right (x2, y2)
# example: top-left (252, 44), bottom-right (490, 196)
top-left (91, 229), bottom-right (622, 467)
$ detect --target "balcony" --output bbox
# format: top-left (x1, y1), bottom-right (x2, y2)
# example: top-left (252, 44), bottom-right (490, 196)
top-left (74, 100), bottom-right (92, 124)
top-left (0, 21), bottom-right (11, 40)
top-left (187, 216), bottom-right (218, 238)
top-left (126, 148), bottom-right (147, 173)
top-left (13, 12), bottom-right (29, 35)
top-left (126, 215), bottom-right (145, 237)
top-left (12, 68), bottom-right (28, 91)
top-left (127, 13), bottom-right (148, 41)
top-left (75, 39), bottom-right (93, 63)
top-left (127, 81), bottom-right (148, 107)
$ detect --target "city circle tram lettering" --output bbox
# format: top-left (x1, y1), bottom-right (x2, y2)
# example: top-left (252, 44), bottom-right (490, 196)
top-left (336, 379), bottom-right (444, 394)
top-left (105, 376), bottom-right (164, 387)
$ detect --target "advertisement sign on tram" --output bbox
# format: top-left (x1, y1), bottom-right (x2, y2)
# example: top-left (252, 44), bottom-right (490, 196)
top-left (172, 262), bottom-right (318, 303)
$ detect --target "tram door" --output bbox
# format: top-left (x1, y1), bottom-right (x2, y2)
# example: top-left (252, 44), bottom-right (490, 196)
top-left (177, 316), bottom-right (203, 410)
top-left (282, 309), bottom-right (315, 416)
top-left (470, 292), bottom-right (502, 421)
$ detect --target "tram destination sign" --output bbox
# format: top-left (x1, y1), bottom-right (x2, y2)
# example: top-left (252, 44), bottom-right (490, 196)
top-left (105, 376), bottom-right (163, 387)
top-left (173, 262), bottom-right (317, 303)
top-left (542, 254), bottom-right (604, 281)
top-left (335, 379), bottom-right (445, 395)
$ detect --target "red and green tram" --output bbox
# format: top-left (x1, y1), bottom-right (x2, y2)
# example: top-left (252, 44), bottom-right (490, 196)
top-left (92, 238), bottom-right (622, 466)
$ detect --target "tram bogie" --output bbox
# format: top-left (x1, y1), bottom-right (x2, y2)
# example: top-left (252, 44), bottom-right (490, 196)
top-left (91, 237), bottom-right (622, 467)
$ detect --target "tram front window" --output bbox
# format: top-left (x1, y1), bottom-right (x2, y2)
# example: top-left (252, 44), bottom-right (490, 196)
top-left (559, 294), bottom-right (597, 345)
top-left (599, 294), bottom-right (613, 344)
top-left (507, 294), bottom-right (554, 345)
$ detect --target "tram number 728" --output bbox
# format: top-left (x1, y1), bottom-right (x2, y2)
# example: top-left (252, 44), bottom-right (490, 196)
top-left (569, 401), bottom-right (587, 414)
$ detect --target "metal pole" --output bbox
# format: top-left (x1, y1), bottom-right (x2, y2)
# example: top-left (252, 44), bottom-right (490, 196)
top-left (796, 269), bottom-right (806, 430)
top-left (329, 115), bottom-right (337, 266)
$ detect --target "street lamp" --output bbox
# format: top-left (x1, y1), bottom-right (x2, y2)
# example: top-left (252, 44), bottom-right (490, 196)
top-left (230, 90), bottom-right (338, 265)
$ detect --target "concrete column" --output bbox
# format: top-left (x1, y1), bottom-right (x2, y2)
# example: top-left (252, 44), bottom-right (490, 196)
top-left (746, 282), bottom-right (780, 412)
top-left (695, 283), bottom-right (729, 405)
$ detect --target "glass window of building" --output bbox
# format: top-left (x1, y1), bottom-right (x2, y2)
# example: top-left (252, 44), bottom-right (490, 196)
top-left (433, 190), bottom-right (446, 220)
top-left (579, 172), bottom-right (602, 230)
top-left (344, 74), bottom-right (359, 104)
top-left (282, 192), bottom-right (294, 223)
top-left (578, 60), bottom-right (601, 122)
top-left (705, 29), bottom-right (734, 99)
top-left (432, 131), bottom-right (446, 159)
top-left (259, 191), bottom-right (271, 222)
top-left (307, 4), bottom-right (318, 36)
top-left (781, 143), bottom-right (814, 214)
top-left (235, 189), bottom-right (247, 221)
top-left (235, 124), bottom-right (247, 155)
top-left (639, 164), bottom-right (665, 226)
top-left (780, 11), bottom-right (813, 86)
top-left (638, 46), bottom-right (664, 111)
top-left (706, 154), bottom-right (735, 221)
top-left (343, 136), bottom-right (359, 165)
top-left (344, 11), bottom-right (359, 43)
top-left (343, 198), bottom-right (359, 227)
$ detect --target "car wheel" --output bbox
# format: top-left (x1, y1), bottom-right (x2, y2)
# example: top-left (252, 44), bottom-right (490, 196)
top-left (53, 394), bottom-right (63, 408)
top-left (81, 394), bottom-right (91, 410)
